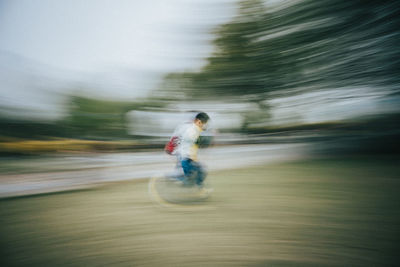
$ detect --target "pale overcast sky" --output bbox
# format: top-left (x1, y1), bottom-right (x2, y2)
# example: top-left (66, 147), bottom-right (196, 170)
top-left (0, 0), bottom-right (237, 74)
top-left (0, 0), bottom-right (237, 118)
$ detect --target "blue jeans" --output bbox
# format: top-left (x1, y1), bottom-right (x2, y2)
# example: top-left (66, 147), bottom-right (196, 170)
top-left (181, 158), bottom-right (206, 186)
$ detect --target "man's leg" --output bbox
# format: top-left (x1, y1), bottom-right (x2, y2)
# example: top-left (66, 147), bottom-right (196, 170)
top-left (181, 158), bottom-right (196, 186)
top-left (174, 157), bottom-right (185, 181)
top-left (191, 161), bottom-right (212, 196)
top-left (192, 161), bottom-right (206, 186)
top-left (181, 159), bottom-right (207, 187)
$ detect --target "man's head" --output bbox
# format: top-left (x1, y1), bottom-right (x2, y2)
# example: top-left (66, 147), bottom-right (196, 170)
top-left (194, 112), bottom-right (209, 130)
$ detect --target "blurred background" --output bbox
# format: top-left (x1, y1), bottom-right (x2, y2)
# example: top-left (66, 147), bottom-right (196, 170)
top-left (1, 1), bottom-right (400, 266)
top-left (0, 0), bottom-right (399, 189)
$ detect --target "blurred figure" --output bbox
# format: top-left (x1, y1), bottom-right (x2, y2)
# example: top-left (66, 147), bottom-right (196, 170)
top-left (165, 112), bottom-right (211, 193)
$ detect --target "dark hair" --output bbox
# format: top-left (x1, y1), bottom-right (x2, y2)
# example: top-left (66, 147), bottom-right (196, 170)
top-left (195, 112), bottom-right (209, 123)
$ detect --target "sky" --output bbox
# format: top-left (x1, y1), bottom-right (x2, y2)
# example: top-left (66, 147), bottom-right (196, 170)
top-left (0, 0), bottom-right (237, 99)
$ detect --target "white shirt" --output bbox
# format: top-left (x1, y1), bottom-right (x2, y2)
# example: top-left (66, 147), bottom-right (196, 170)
top-left (177, 122), bottom-right (202, 160)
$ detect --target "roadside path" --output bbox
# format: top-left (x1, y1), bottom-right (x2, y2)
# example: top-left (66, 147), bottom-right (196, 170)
top-left (0, 143), bottom-right (308, 198)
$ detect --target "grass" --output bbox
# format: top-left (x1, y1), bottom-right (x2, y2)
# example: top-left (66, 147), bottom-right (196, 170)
top-left (0, 157), bottom-right (399, 266)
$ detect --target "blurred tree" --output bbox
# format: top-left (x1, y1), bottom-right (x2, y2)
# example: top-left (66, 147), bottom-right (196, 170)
top-left (64, 96), bottom-right (132, 139)
top-left (188, 0), bottom-right (272, 98)
top-left (63, 95), bottom-right (166, 140)
top-left (265, 0), bottom-right (400, 90)
top-left (0, 94), bottom-right (167, 143)
top-left (0, 117), bottom-right (68, 139)
top-left (161, 0), bottom-right (400, 98)
top-left (157, 0), bottom-right (400, 131)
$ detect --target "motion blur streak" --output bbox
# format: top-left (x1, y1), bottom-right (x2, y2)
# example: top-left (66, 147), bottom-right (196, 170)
top-left (0, 0), bottom-right (399, 266)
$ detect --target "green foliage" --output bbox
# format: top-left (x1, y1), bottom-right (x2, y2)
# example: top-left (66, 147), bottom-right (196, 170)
top-left (64, 96), bottom-right (133, 139)
top-left (0, 118), bottom-right (68, 139)
top-left (0, 93), bottom-right (168, 141)
top-left (189, 0), bottom-right (270, 98)
top-left (63, 95), bottom-right (167, 139)
top-left (161, 0), bottom-right (400, 99)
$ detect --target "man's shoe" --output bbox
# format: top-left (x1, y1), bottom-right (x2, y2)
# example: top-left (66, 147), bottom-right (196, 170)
top-left (197, 186), bottom-right (213, 197)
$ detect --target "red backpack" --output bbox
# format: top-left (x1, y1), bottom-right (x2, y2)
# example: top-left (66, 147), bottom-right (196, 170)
top-left (164, 136), bottom-right (179, 155)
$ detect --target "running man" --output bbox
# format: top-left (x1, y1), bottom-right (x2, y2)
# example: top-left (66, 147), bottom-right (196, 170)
top-left (177, 112), bottom-right (210, 188)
